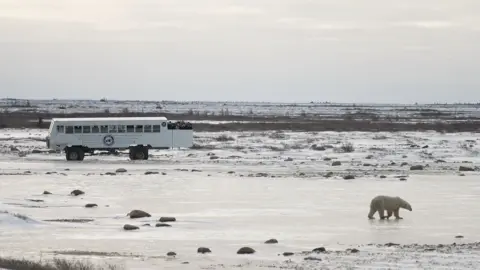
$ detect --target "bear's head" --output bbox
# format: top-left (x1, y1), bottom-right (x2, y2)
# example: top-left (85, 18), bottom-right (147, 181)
top-left (399, 198), bottom-right (412, 211)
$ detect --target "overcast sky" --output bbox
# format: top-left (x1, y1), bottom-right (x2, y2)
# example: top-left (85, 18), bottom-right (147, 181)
top-left (1, 0), bottom-right (479, 103)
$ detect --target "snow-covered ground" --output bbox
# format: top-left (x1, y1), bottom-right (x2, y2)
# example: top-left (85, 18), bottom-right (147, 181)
top-left (1, 128), bottom-right (480, 269)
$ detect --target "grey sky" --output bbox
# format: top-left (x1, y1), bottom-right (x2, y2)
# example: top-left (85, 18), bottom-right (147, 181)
top-left (1, 0), bottom-right (479, 103)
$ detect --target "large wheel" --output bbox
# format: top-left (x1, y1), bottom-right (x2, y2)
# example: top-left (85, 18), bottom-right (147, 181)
top-left (129, 146), bottom-right (147, 160)
top-left (143, 148), bottom-right (149, 160)
top-left (65, 147), bottom-right (84, 161)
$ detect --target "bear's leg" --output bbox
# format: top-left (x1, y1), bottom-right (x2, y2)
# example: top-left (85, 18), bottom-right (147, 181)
top-left (394, 208), bottom-right (403, 219)
top-left (368, 206), bottom-right (377, 219)
top-left (386, 210), bottom-right (393, 219)
top-left (378, 205), bottom-right (386, 220)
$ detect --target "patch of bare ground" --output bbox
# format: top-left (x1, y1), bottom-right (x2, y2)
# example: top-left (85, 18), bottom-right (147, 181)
top-left (2, 111), bottom-right (480, 132)
top-left (43, 219), bottom-right (94, 223)
top-left (49, 251), bottom-right (165, 260)
top-left (0, 257), bottom-right (122, 270)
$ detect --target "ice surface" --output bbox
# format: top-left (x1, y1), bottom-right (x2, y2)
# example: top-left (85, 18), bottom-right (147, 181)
top-left (1, 129), bottom-right (480, 269)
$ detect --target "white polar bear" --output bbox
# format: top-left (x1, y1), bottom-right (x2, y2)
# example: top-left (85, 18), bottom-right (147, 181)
top-left (368, 195), bottom-right (412, 220)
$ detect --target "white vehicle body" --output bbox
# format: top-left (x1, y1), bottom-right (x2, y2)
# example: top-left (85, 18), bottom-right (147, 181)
top-left (45, 117), bottom-right (193, 161)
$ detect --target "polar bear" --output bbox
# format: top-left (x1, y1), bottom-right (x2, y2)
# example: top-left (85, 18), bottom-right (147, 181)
top-left (368, 195), bottom-right (412, 220)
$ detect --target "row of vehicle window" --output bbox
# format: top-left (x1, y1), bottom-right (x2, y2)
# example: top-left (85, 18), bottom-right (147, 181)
top-left (56, 124), bottom-right (162, 134)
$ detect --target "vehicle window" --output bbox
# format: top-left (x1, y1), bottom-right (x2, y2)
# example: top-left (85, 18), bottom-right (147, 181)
top-left (56, 125), bottom-right (64, 133)
top-left (83, 126), bottom-right (91, 133)
top-left (109, 125), bottom-right (117, 133)
top-left (117, 125), bottom-right (126, 133)
top-left (126, 125), bottom-right (134, 132)
top-left (65, 126), bottom-right (73, 134)
top-left (135, 125), bottom-right (143, 133)
top-left (153, 125), bottom-right (161, 132)
top-left (92, 126), bottom-right (99, 133)
top-left (74, 126), bottom-right (82, 133)
top-left (144, 125), bottom-right (152, 132)
top-left (100, 125), bottom-right (108, 133)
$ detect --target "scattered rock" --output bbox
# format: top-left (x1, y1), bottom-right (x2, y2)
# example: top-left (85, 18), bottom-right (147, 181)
top-left (311, 144), bottom-right (326, 151)
top-left (422, 145), bottom-right (429, 149)
top-left (265, 239), bottom-right (278, 244)
top-left (142, 223), bottom-right (151, 227)
top-left (210, 156), bottom-right (219, 160)
top-left (237, 247), bottom-right (255, 255)
top-left (115, 168), bottom-right (127, 173)
top-left (123, 224), bottom-right (139, 231)
top-left (256, 172), bottom-right (268, 177)
top-left (144, 171), bottom-right (159, 175)
top-left (324, 172), bottom-right (334, 178)
top-left (197, 247), bottom-right (212, 254)
top-left (384, 242), bottom-right (400, 247)
top-left (283, 252), bottom-right (294, 257)
top-left (304, 257), bottom-right (322, 261)
top-left (127, 210), bottom-right (151, 219)
top-left (332, 161), bottom-right (341, 166)
top-left (400, 162), bottom-right (408, 166)
top-left (155, 223), bottom-right (172, 227)
top-left (85, 203), bottom-right (98, 208)
top-left (379, 175), bottom-right (386, 179)
top-left (159, 217), bottom-right (176, 222)
top-left (312, 247), bottom-right (326, 253)
top-left (105, 172), bottom-right (116, 176)
top-left (26, 199), bottom-right (44, 203)
top-left (228, 171), bottom-right (235, 174)
top-left (323, 157), bottom-right (332, 161)
top-left (191, 169), bottom-right (202, 172)
top-left (43, 190), bottom-right (52, 195)
top-left (459, 166), bottom-right (474, 172)
top-left (399, 178), bottom-right (407, 181)
top-left (455, 235), bottom-right (464, 238)
top-left (410, 165), bottom-right (424, 171)
top-left (348, 248), bottom-right (359, 253)
top-left (166, 251), bottom-right (176, 257)
top-left (435, 159), bottom-right (446, 163)
top-left (70, 189), bottom-right (85, 196)
top-left (284, 157), bottom-right (293, 162)
top-left (343, 175), bottom-right (355, 180)
top-left (365, 155), bottom-right (374, 159)
top-left (363, 163), bottom-right (372, 166)
top-left (162, 172), bottom-right (167, 175)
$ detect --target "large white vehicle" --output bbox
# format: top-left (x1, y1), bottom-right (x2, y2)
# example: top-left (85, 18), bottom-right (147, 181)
top-left (45, 117), bottom-right (193, 161)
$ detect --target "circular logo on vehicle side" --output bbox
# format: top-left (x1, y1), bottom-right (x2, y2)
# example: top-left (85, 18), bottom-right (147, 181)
top-left (103, 135), bottom-right (115, 146)
top-left (161, 122), bottom-right (166, 127)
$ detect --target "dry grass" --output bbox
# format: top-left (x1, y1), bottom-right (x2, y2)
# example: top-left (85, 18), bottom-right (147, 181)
top-left (214, 134), bottom-right (235, 142)
top-left (0, 257), bottom-right (122, 270)
top-left (334, 142), bottom-right (355, 153)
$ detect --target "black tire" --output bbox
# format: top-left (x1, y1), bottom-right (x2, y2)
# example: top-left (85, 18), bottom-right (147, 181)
top-left (143, 148), bottom-right (149, 160)
top-left (77, 149), bottom-right (85, 161)
top-left (129, 146), bottom-right (146, 160)
top-left (65, 147), bottom-right (84, 161)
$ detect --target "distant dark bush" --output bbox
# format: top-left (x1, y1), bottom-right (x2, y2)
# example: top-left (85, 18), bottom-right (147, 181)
top-left (214, 134), bottom-right (235, 142)
top-left (340, 142), bottom-right (355, 153)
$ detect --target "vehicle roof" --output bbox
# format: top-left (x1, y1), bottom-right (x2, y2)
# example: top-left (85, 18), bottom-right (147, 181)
top-left (51, 117), bottom-right (168, 123)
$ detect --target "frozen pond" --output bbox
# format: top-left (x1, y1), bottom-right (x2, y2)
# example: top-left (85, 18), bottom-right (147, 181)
top-left (1, 160), bottom-right (480, 269)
